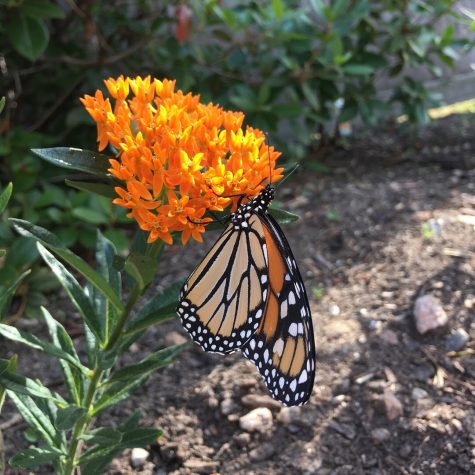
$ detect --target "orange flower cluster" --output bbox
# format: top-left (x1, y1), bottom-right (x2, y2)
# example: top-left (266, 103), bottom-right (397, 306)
top-left (80, 76), bottom-right (283, 244)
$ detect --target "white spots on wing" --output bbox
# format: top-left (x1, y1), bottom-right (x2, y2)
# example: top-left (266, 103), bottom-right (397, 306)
top-left (289, 323), bottom-right (298, 337)
top-left (263, 349), bottom-right (269, 362)
top-left (260, 275), bottom-right (267, 284)
top-left (181, 301), bottom-right (189, 307)
top-left (255, 309), bottom-right (263, 319)
top-left (285, 273), bottom-right (291, 281)
top-left (298, 369), bottom-right (308, 384)
top-left (290, 379), bottom-right (297, 392)
top-left (273, 338), bottom-right (284, 357)
top-left (297, 323), bottom-right (304, 334)
top-left (280, 300), bottom-right (288, 318)
top-left (279, 377), bottom-right (285, 389)
top-left (187, 316), bottom-right (196, 322)
top-left (288, 291), bottom-right (296, 305)
top-left (257, 340), bottom-right (264, 348)
top-left (249, 339), bottom-right (256, 350)
top-left (240, 330), bottom-right (246, 339)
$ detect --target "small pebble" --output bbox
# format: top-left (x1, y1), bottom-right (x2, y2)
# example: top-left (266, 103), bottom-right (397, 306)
top-left (329, 420), bottom-right (356, 440)
top-left (371, 428), bottom-right (391, 444)
top-left (163, 331), bottom-right (188, 346)
top-left (329, 303), bottom-right (341, 316)
top-left (239, 407), bottom-right (273, 433)
top-left (412, 387), bottom-right (429, 400)
top-left (413, 294), bottom-right (448, 334)
top-left (399, 442), bottom-right (413, 458)
top-left (131, 447), bottom-right (149, 468)
top-left (446, 328), bottom-right (469, 352)
top-left (380, 329), bottom-right (399, 346)
top-left (234, 432), bottom-right (251, 447)
top-left (241, 393), bottom-right (282, 410)
top-left (383, 392), bottom-right (403, 420)
top-left (249, 442), bottom-right (275, 462)
top-left (277, 406), bottom-right (301, 425)
top-left (220, 398), bottom-right (237, 415)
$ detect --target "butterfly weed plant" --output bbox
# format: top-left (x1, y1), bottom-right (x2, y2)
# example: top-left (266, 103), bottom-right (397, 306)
top-left (0, 77), bottom-right (298, 474)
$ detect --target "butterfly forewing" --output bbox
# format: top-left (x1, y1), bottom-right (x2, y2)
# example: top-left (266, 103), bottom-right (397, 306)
top-left (242, 213), bottom-right (316, 406)
top-left (178, 214), bottom-right (269, 354)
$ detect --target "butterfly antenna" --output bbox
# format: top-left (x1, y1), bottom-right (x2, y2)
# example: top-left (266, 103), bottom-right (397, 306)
top-left (275, 163), bottom-right (300, 189)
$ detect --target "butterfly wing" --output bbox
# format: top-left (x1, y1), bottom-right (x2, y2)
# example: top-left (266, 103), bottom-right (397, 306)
top-left (242, 213), bottom-right (316, 406)
top-left (177, 214), bottom-right (268, 354)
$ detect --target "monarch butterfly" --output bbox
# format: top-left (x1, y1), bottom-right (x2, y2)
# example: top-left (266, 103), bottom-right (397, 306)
top-left (177, 182), bottom-right (315, 406)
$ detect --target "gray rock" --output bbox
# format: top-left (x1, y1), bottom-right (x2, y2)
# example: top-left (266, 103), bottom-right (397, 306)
top-left (277, 406), bottom-right (301, 425)
top-left (220, 398), bottom-right (237, 415)
top-left (329, 420), bottom-right (356, 440)
top-left (371, 428), bottom-right (391, 444)
top-left (413, 294), bottom-right (448, 334)
top-left (234, 432), bottom-right (251, 447)
top-left (446, 328), bottom-right (469, 351)
top-left (130, 447), bottom-right (149, 468)
top-left (249, 442), bottom-right (275, 461)
top-left (239, 407), bottom-right (273, 433)
top-left (412, 387), bottom-right (429, 400)
top-left (383, 392), bottom-right (403, 420)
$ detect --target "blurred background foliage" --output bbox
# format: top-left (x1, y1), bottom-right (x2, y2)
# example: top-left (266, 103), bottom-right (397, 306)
top-left (0, 0), bottom-right (474, 319)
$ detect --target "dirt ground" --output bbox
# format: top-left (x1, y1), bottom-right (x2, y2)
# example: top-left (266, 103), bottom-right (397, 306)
top-left (2, 113), bottom-right (475, 474)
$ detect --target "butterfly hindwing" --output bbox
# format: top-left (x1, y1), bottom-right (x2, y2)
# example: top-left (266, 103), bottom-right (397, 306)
top-left (178, 213), bottom-right (269, 354)
top-left (242, 212), bottom-right (316, 406)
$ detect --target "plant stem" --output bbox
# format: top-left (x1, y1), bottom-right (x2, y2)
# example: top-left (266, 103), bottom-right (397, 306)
top-left (63, 285), bottom-right (141, 475)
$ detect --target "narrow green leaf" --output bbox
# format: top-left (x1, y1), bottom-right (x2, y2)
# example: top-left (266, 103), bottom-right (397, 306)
top-left (6, 14), bottom-right (49, 62)
top-left (269, 207), bottom-right (299, 224)
top-left (0, 182), bottom-right (12, 214)
top-left (42, 307), bottom-right (85, 405)
top-left (106, 343), bottom-right (189, 384)
top-left (65, 179), bottom-right (117, 199)
top-left (37, 244), bottom-right (104, 342)
top-left (95, 232), bottom-right (121, 340)
top-left (0, 323), bottom-right (88, 374)
top-left (271, 0), bottom-right (284, 19)
top-left (125, 280), bottom-right (184, 336)
top-left (0, 97), bottom-right (5, 114)
top-left (31, 147), bottom-right (111, 177)
top-left (7, 392), bottom-right (59, 447)
top-left (120, 427), bottom-right (163, 447)
top-left (0, 270), bottom-right (31, 318)
top-left (80, 427), bottom-right (122, 446)
top-left (10, 219), bottom-right (123, 313)
top-left (71, 207), bottom-right (109, 225)
top-left (0, 355), bottom-right (16, 412)
top-left (9, 447), bottom-right (63, 468)
top-left (55, 405), bottom-right (86, 431)
top-left (21, 0), bottom-right (65, 19)
top-left (1, 371), bottom-right (66, 405)
top-left (78, 446), bottom-right (119, 472)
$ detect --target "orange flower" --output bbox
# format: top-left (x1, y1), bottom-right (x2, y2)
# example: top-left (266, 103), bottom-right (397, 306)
top-left (80, 76), bottom-right (284, 245)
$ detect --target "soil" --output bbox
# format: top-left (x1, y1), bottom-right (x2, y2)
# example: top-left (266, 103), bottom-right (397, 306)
top-left (1, 113), bottom-right (475, 475)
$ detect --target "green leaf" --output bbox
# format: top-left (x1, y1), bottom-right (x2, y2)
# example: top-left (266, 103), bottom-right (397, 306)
top-left (71, 207), bottom-right (109, 225)
top-left (120, 427), bottom-right (163, 447)
top-left (0, 182), bottom-right (12, 214)
top-left (0, 323), bottom-right (88, 374)
top-left (6, 392), bottom-right (59, 447)
top-left (124, 251), bottom-right (158, 291)
top-left (271, 0), bottom-right (284, 19)
top-left (125, 280), bottom-right (184, 336)
top-left (94, 232), bottom-right (121, 341)
top-left (301, 83), bottom-right (320, 112)
top-left (9, 447), bottom-right (63, 468)
top-left (269, 207), bottom-right (300, 224)
top-left (31, 148), bottom-right (111, 177)
top-left (65, 179), bottom-right (117, 199)
top-left (21, 0), bottom-right (65, 19)
top-left (0, 270), bottom-right (31, 319)
top-left (0, 369), bottom-right (66, 405)
top-left (80, 427), bottom-right (122, 446)
top-left (10, 219), bottom-right (123, 313)
top-left (341, 64), bottom-right (375, 75)
top-left (0, 355), bottom-right (16, 412)
top-left (42, 307), bottom-right (85, 405)
top-left (0, 96), bottom-right (5, 114)
top-left (93, 344), bottom-right (188, 415)
top-left (37, 244), bottom-right (104, 342)
top-left (6, 13), bottom-right (49, 61)
top-left (105, 343), bottom-right (189, 384)
top-left (55, 405), bottom-right (86, 431)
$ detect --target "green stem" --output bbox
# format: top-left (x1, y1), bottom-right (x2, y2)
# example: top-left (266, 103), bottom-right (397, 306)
top-left (63, 285), bottom-right (141, 475)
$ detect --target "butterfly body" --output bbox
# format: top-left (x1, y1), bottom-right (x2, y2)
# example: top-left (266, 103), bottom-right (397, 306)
top-left (177, 184), bottom-right (315, 405)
